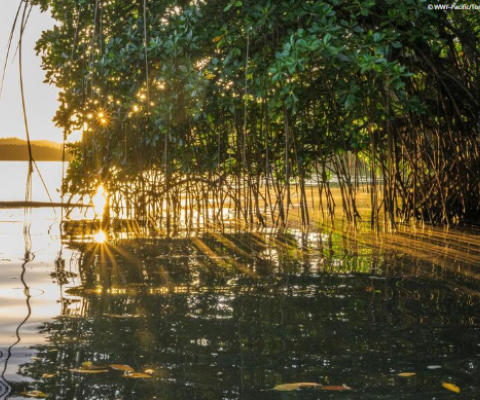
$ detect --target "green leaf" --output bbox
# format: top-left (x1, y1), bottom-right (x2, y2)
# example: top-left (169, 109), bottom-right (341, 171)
top-left (345, 94), bottom-right (355, 108)
top-left (373, 32), bottom-right (383, 42)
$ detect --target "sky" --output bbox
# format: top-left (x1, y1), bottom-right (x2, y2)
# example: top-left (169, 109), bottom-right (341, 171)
top-left (0, 2), bottom-right (62, 142)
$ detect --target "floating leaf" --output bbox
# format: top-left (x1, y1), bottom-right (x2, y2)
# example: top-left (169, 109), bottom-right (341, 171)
top-left (442, 382), bottom-right (460, 394)
top-left (71, 368), bottom-right (109, 374)
top-left (42, 373), bottom-right (56, 379)
top-left (88, 365), bottom-right (108, 370)
top-left (427, 365), bottom-right (441, 370)
top-left (20, 391), bottom-right (47, 398)
top-left (109, 364), bottom-right (135, 372)
top-left (321, 385), bottom-right (352, 391)
top-left (122, 372), bottom-right (153, 379)
top-left (398, 372), bottom-right (416, 378)
top-left (272, 382), bottom-right (322, 391)
top-left (77, 362), bottom-right (108, 371)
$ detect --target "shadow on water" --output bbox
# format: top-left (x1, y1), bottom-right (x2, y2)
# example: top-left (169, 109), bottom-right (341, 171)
top-left (5, 219), bottom-right (480, 399)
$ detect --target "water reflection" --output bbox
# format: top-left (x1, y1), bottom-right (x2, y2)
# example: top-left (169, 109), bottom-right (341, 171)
top-left (0, 209), bottom-right (34, 399)
top-left (6, 226), bottom-right (480, 399)
top-left (92, 230), bottom-right (107, 244)
top-left (92, 185), bottom-right (108, 220)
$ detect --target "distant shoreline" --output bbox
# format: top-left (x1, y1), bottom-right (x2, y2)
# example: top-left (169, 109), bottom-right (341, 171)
top-left (0, 159), bottom-right (71, 163)
top-left (0, 201), bottom-right (87, 208)
top-left (0, 139), bottom-right (72, 162)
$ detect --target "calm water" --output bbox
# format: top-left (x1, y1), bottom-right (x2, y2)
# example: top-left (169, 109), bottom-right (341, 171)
top-left (1, 162), bottom-right (480, 399)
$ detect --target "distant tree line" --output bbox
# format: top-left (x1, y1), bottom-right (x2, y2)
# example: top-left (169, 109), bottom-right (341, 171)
top-left (0, 139), bottom-right (72, 161)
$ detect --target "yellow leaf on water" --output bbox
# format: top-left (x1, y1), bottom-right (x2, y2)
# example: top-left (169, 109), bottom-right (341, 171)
top-left (442, 382), bottom-right (460, 394)
top-left (109, 364), bottom-right (135, 372)
top-left (398, 372), bottom-right (416, 378)
top-left (321, 385), bottom-right (353, 391)
top-left (272, 382), bottom-right (322, 391)
top-left (20, 391), bottom-right (47, 398)
top-left (121, 372), bottom-right (153, 379)
top-left (42, 373), bottom-right (56, 379)
top-left (71, 368), bottom-right (109, 374)
top-left (77, 362), bottom-right (108, 371)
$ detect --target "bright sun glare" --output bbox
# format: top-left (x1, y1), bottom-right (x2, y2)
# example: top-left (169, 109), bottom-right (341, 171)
top-left (93, 230), bottom-right (107, 244)
top-left (92, 184), bottom-right (108, 219)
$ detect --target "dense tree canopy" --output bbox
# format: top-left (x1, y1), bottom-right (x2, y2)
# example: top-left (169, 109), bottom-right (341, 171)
top-left (31, 0), bottom-right (480, 225)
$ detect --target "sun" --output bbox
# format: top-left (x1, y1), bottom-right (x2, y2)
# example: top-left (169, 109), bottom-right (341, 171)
top-left (93, 230), bottom-right (107, 244)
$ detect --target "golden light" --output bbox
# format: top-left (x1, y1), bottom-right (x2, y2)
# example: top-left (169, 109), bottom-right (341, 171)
top-left (93, 230), bottom-right (107, 244)
top-left (96, 109), bottom-right (110, 126)
top-left (133, 105), bottom-right (140, 112)
top-left (155, 80), bottom-right (165, 90)
top-left (92, 184), bottom-right (108, 219)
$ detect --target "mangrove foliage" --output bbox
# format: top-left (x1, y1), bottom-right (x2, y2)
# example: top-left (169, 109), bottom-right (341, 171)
top-left (30, 0), bottom-right (480, 227)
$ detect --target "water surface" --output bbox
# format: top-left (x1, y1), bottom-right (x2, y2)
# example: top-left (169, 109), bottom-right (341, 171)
top-left (1, 162), bottom-right (480, 399)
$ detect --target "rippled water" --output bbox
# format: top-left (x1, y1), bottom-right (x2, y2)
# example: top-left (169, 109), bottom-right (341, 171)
top-left (1, 162), bottom-right (480, 399)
